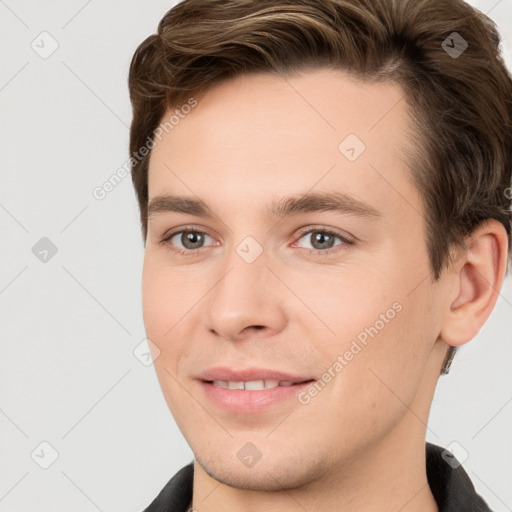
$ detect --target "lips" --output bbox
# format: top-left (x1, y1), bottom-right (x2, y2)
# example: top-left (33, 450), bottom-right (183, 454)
top-left (196, 366), bottom-right (316, 412)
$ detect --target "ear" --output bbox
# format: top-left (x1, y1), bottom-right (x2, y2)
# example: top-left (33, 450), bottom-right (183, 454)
top-left (439, 219), bottom-right (509, 347)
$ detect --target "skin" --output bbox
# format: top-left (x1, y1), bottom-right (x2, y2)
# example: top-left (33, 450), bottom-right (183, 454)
top-left (142, 68), bottom-right (509, 512)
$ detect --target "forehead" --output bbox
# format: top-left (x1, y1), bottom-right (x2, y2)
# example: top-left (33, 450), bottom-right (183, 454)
top-left (147, 68), bottom-right (421, 222)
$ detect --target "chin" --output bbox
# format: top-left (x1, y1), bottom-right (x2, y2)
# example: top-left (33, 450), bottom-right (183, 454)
top-left (194, 450), bottom-right (328, 491)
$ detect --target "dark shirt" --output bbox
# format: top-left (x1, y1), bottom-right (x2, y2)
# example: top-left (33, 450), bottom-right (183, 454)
top-left (142, 442), bottom-right (492, 511)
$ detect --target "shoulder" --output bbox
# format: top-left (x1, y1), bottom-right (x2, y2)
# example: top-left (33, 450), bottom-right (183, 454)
top-left (426, 443), bottom-right (493, 511)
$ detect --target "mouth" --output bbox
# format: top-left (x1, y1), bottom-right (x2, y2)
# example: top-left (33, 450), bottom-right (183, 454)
top-left (197, 368), bottom-right (317, 412)
top-left (207, 379), bottom-right (314, 390)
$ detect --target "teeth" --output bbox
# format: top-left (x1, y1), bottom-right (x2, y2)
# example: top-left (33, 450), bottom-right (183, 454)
top-left (212, 379), bottom-right (297, 390)
top-left (244, 380), bottom-right (265, 390)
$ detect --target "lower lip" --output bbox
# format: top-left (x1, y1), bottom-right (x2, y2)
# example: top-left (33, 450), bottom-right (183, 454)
top-left (200, 380), bottom-right (315, 413)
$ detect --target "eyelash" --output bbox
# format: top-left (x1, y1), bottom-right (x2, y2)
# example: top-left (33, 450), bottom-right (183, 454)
top-left (159, 225), bottom-right (353, 257)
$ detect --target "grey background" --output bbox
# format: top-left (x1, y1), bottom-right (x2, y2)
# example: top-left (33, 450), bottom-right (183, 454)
top-left (1, 1), bottom-right (511, 511)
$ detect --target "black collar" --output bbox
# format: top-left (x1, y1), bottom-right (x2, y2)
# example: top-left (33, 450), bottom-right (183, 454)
top-left (425, 442), bottom-right (491, 511)
top-left (142, 442), bottom-right (492, 511)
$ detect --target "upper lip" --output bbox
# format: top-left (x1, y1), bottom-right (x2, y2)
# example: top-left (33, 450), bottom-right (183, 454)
top-left (198, 367), bottom-right (314, 383)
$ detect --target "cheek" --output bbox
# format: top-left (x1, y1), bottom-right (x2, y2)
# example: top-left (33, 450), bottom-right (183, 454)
top-left (287, 264), bottom-right (393, 354)
top-left (312, 264), bottom-right (435, 404)
top-left (141, 252), bottom-right (191, 333)
top-left (141, 255), bottom-right (196, 421)
top-left (141, 258), bottom-right (167, 342)
top-left (141, 252), bottom-right (212, 386)
top-left (141, 253), bottom-right (188, 359)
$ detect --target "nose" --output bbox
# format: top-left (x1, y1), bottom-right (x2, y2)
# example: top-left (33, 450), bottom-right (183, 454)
top-left (201, 248), bottom-right (288, 343)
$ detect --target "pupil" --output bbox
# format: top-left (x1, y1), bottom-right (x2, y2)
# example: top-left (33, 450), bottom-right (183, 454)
top-left (184, 231), bottom-right (203, 249)
top-left (313, 232), bottom-right (333, 249)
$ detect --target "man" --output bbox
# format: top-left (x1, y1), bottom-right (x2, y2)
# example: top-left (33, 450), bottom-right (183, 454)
top-left (128, 0), bottom-right (512, 510)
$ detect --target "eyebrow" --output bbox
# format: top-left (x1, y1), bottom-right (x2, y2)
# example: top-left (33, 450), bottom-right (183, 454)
top-left (147, 191), bottom-right (382, 221)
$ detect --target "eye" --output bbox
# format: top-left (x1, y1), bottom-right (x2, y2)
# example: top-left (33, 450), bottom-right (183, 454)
top-left (293, 227), bottom-right (352, 255)
top-left (161, 227), bottom-right (215, 255)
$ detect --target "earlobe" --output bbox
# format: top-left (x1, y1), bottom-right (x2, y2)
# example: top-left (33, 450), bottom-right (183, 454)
top-left (439, 219), bottom-right (509, 347)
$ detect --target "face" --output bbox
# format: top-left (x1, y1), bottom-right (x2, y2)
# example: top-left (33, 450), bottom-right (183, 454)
top-left (142, 68), bottom-right (447, 490)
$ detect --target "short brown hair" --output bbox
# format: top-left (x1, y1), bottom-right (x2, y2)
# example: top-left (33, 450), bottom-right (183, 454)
top-left (128, 0), bottom-right (512, 374)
